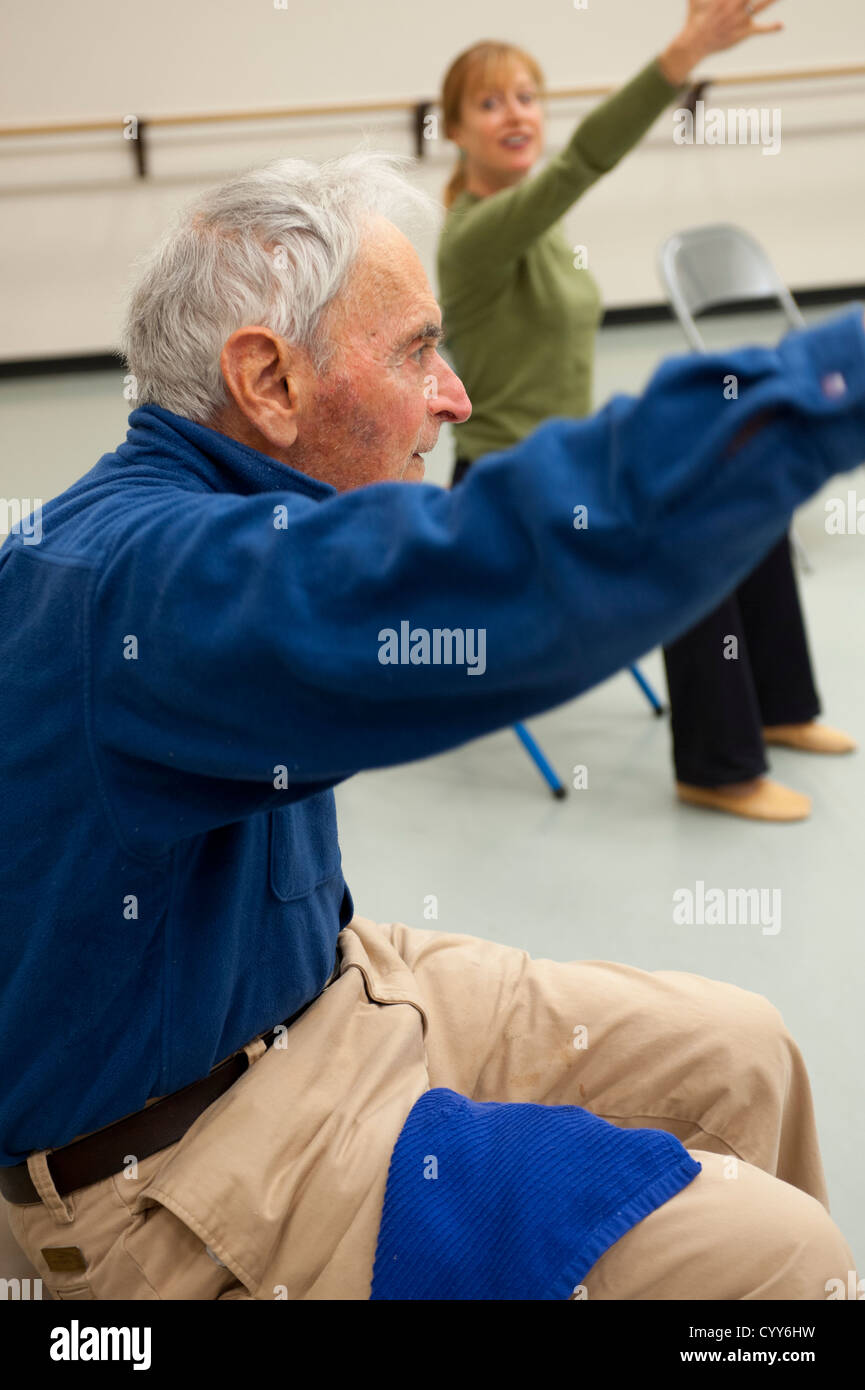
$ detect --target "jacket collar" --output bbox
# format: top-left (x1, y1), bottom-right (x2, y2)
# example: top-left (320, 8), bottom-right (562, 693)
top-left (117, 404), bottom-right (337, 502)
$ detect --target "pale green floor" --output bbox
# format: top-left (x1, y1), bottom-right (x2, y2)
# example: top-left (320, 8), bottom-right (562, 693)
top-left (1, 305), bottom-right (862, 1288)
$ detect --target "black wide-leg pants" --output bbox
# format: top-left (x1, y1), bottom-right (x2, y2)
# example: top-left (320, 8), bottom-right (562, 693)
top-left (452, 457), bottom-right (821, 787)
top-left (662, 532), bottom-right (821, 786)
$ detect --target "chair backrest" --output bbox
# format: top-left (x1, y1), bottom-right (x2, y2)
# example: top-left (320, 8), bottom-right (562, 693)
top-left (657, 223), bottom-right (806, 352)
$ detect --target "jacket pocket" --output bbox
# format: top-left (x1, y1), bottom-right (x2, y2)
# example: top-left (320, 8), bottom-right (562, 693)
top-left (268, 793), bottom-right (342, 903)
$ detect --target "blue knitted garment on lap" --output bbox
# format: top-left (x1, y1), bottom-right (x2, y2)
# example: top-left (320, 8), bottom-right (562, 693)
top-left (370, 1088), bottom-right (701, 1300)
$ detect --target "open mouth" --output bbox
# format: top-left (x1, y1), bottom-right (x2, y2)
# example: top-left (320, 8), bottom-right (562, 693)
top-left (501, 134), bottom-right (531, 149)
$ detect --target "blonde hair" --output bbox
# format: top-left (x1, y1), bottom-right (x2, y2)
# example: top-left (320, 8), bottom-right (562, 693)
top-left (440, 40), bottom-right (546, 209)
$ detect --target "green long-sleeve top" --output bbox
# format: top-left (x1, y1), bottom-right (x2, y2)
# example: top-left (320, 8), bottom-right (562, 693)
top-left (437, 57), bottom-right (686, 462)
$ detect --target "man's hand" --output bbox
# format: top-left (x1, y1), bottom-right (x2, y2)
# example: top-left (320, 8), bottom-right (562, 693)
top-left (659, 0), bottom-right (784, 86)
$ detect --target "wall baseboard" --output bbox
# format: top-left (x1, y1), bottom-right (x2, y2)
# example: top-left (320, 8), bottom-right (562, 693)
top-left (0, 351), bottom-right (126, 379)
top-left (601, 284), bottom-right (865, 329)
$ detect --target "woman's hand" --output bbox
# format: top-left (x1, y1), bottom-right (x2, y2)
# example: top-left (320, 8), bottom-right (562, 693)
top-left (659, 0), bottom-right (784, 86)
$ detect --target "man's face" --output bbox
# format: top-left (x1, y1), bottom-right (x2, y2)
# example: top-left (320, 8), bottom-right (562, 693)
top-left (284, 215), bottom-right (472, 491)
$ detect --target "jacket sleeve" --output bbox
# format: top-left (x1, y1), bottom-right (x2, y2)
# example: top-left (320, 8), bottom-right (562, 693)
top-left (438, 58), bottom-right (684, 276)
top-left (94, 306), bottom-right (865, 838)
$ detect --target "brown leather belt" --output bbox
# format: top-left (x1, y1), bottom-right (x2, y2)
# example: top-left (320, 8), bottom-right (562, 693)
top-left (0, 999), bottom-right (317, 1206)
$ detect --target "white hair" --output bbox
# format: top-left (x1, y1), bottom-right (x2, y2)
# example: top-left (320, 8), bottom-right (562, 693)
top-left (119, 149), bottom-right (440, 425)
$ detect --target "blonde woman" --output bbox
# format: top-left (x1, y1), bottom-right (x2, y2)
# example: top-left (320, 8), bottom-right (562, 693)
top-left (437, 3), bottom-right (856, 822)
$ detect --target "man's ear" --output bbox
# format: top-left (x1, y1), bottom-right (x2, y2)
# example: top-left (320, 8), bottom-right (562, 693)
top-left (219, 327), bottom-right (301, 450)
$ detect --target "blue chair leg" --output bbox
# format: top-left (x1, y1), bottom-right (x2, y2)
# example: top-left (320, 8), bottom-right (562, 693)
top-left (629, 663), bottom-right (666, 716)
top-left (513, 722), bottom-right (567, 799)
top-left (512, 664), bottom-right (662, 796)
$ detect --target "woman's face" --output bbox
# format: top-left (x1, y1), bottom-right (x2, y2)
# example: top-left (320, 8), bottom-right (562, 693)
top-left (451, 62), bottom-right (544, 189)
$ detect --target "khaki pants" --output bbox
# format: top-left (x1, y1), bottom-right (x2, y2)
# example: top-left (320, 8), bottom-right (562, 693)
top-left (4, 916), bottom-right (856, 1300)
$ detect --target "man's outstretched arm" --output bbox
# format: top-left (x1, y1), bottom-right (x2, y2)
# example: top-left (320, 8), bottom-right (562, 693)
top-left (97, 304), bottom-right (865, 826)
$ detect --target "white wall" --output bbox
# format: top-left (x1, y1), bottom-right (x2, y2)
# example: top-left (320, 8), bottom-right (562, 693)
top-left (0, 0), bottom-right (864, 359)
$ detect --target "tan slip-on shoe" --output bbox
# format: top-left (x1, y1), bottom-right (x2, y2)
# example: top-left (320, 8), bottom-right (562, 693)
top-left (763, 722), bottom-right (858, 754)
top-left (676, 779), bottom-right (812, 822)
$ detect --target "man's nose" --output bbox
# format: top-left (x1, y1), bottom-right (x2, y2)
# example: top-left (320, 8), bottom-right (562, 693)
top-left (427, 357), bottom-right (471, 424)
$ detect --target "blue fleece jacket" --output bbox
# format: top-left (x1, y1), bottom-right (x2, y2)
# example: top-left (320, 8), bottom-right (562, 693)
top-left (1, 306), bottom-right (864, 1166)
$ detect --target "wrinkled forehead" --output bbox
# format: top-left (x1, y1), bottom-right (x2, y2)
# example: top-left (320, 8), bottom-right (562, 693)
top-left (332, 217), bottom-right (438, 340)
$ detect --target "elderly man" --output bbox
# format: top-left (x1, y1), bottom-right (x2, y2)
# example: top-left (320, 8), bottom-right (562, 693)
top-left (1, 152), bottom-right (862, 1301)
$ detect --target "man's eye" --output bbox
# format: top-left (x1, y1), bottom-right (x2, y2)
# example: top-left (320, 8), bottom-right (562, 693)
top-left (412, 344), bottom-right (434, 362)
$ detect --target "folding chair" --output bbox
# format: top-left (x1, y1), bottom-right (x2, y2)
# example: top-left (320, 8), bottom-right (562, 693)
top-left (657, 221), bottom-right (813, 571)
top-left (515, 660), bottom-right (665, 799)
top-left (521, 223), bottom-right (817, 797)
